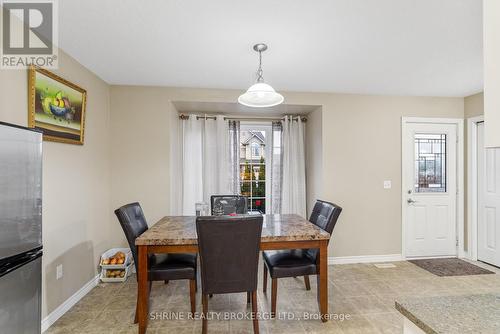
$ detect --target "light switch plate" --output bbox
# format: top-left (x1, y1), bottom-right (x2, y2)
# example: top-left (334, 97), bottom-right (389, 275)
top-left (383, 180), bottom-right (392, 189)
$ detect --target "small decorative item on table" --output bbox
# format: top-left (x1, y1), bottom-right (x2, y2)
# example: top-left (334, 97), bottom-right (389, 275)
top-left (195, 202), bottom-right (209, 216)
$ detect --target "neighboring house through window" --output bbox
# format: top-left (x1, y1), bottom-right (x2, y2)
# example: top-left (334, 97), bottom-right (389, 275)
top-left (239, 126), bottom-right (271, 213)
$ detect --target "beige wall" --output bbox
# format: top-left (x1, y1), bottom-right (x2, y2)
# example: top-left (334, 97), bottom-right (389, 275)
top-left (305, 107), bottom-right (323, 216)
top-left (110, 86), bottom-right (464, 257)
top-left (465, 92), bottom-right (484, 118)
top-left (109, 87), bottom-right (174, 225)
top-left (320, 95), bottom-right (463, 256)
top-left (0, 51), bottom-right (112, 317)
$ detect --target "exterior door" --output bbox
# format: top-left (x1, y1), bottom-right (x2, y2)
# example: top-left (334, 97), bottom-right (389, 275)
top-left (403, 122), bottom-right (457, 257)
top-left (477, 122), bottom-right (500, 267)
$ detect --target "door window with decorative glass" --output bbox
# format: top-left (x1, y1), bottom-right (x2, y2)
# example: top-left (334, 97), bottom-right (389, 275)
top-left (414, 133), bottom-right (447, 192)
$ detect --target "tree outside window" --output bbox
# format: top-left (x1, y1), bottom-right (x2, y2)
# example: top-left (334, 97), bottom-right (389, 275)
top-left (239, 130), bottom-right (267, 213)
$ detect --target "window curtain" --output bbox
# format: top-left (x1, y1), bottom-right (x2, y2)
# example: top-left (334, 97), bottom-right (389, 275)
top-left (228, 120), bottom-right (241, 195)
top-left (281, 116), bottom-right (306, 217)
top-left (181, 115), bottom-right (231, 215)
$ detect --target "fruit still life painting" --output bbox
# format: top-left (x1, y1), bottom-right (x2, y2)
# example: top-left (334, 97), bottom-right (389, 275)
top-left (29, 66), bottom-right (87, 144)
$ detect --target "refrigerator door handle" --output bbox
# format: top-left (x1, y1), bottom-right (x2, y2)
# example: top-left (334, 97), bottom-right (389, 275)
top-left (0, 248), bottom-right (43, 278)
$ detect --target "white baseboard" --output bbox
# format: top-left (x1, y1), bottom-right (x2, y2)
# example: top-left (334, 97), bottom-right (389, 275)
top-left (328, 254), bottom-right (403, 265)
top-left (41, 274), bottom-right (100, 333)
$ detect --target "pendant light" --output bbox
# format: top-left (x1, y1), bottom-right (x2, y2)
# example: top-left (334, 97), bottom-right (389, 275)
top-left (238, 43), bottom-right (284, 108)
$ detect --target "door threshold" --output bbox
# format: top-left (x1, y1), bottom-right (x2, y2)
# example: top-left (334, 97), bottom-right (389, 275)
top-left (405, 255), bottom-right (457, 260)
top-left (478, 260), bottom-right (500, 270)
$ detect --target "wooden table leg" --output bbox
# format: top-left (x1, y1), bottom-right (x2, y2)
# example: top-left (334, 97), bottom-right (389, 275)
top-left (317, 240), bottom-right (328, 322)
top-left (138, 245), bottom-right (149, 334)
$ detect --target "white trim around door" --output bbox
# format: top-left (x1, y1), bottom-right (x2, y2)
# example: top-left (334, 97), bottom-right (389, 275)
top-left (467, 115), bottom-right (484, 261)
top-left (401, 117), bottom-right (464, 259)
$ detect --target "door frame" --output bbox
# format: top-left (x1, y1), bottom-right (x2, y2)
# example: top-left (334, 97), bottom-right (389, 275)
top-left (467, 115), bottom-right (484, 261)
top-left (401, 117), bottom-right (464, 259)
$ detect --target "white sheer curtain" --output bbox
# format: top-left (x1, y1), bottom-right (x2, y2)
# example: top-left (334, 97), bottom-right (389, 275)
top-left (281, 116), bottom-right (306, 217)
top-left (181, 115), bottom-right (231, 215)
top-left (228, 120), bottom-right (241, 194)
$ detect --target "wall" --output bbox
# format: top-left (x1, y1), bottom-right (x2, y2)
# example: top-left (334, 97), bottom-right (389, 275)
top-left (320, 94), bottom-right (463, 256)
top-left (464, 92), bottom-right (484, 118)
top-left (109, 87), bottom-right (173, 225)
top-left (305, 107), bottom-right (323, 216)
top-left (0, 50), bottom-right (112, 318)
top-left (110, 86), bottom-right (464, 257)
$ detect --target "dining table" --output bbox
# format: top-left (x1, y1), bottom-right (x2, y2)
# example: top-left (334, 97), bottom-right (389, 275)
top-left (135, 214), bottom-right (331, 334)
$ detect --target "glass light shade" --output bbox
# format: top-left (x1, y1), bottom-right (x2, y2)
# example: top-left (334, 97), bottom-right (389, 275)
top-left (238, 82), bottom-right (284, 108)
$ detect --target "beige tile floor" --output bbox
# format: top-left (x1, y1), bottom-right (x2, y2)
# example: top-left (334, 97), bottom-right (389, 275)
top-left (46, 260), bottom-right (500, 334)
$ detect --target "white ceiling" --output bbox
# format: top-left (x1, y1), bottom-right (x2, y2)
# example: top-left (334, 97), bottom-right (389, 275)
top-left (59, 0), bottom-right (483, 97)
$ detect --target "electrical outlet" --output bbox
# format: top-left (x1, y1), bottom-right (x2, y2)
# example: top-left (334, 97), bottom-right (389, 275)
top-left (56, 264), bottom-right (63, 280)
top-left (383, 180), bottom-right (392, 189)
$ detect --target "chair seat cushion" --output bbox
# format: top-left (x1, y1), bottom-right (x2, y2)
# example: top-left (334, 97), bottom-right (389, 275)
top-left (262, 249), bottom-right (317, 278)
top-left (148, 253), bottom-right (197, 281)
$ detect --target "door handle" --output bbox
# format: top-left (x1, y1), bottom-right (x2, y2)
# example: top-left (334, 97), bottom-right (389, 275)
top-left (407, 198), bottom-right (417, 204)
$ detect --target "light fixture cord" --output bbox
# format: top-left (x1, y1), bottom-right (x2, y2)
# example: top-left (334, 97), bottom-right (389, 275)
top-left (256, 50), bottom-right (264, 83)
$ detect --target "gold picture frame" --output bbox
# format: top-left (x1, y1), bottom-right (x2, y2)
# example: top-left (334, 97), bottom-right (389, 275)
top-left (28, 66), bottom-right (87, 145)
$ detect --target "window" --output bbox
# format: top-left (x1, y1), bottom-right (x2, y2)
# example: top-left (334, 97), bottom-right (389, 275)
top-left (251, 142), bottom-right (261, 158)
top-left (239, 126), bottom-right (271, 213)
top-left (414, 133), bottom-right (446, 192)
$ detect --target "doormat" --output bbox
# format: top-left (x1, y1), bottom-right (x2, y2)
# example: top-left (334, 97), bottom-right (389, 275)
top-left (409, 258), bottom-right (495, 277)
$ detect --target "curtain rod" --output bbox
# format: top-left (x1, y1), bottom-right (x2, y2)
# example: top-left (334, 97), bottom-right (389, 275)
top-left (178, 114), bottom-right (307, 122)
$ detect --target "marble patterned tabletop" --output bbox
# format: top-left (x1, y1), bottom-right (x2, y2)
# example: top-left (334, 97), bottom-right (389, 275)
top-left (135, 214), bottom-right (330, 246)
top-left (395, 293), bottom-right (500, 334)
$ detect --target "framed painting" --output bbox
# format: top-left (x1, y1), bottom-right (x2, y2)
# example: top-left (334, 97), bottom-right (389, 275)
top-left (28, 66), bottom-right (87, 145)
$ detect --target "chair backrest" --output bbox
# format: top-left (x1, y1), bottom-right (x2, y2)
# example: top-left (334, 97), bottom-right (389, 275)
top-left (305, 200), bottom-right (342, 261)
top-left (114, 202), bottom-right (149, 270)
top-left (210, 195), bottom-right (248, 215)
top-left (196, 215), bottom-right (263, 294)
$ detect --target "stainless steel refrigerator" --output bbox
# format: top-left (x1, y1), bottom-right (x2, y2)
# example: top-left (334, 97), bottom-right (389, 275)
top-left (0, 122), bottom-right (43, 334)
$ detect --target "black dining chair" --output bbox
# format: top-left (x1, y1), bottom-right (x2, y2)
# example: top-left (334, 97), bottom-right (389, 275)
top-left (262, 200), bottom-right (342, 317)
top-left (114, 202), bottom-right (198, 322)
top-left (210, 195), bottom-right (248, 215)
top-left (196, 215), bottom-right (263, 334)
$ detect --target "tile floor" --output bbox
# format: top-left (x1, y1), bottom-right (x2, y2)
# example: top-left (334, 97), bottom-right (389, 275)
top-left (46, 260), bottom-right (500, 334)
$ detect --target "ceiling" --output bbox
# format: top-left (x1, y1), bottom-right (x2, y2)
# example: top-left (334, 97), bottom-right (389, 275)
top-left (59, 0), bottom-right (483, 97)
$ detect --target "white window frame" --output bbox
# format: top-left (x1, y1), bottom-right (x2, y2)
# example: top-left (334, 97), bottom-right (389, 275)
top-left (251, 142), bottom-right (261, 159)
top-left (240, 122), bottom-right (272, 213)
